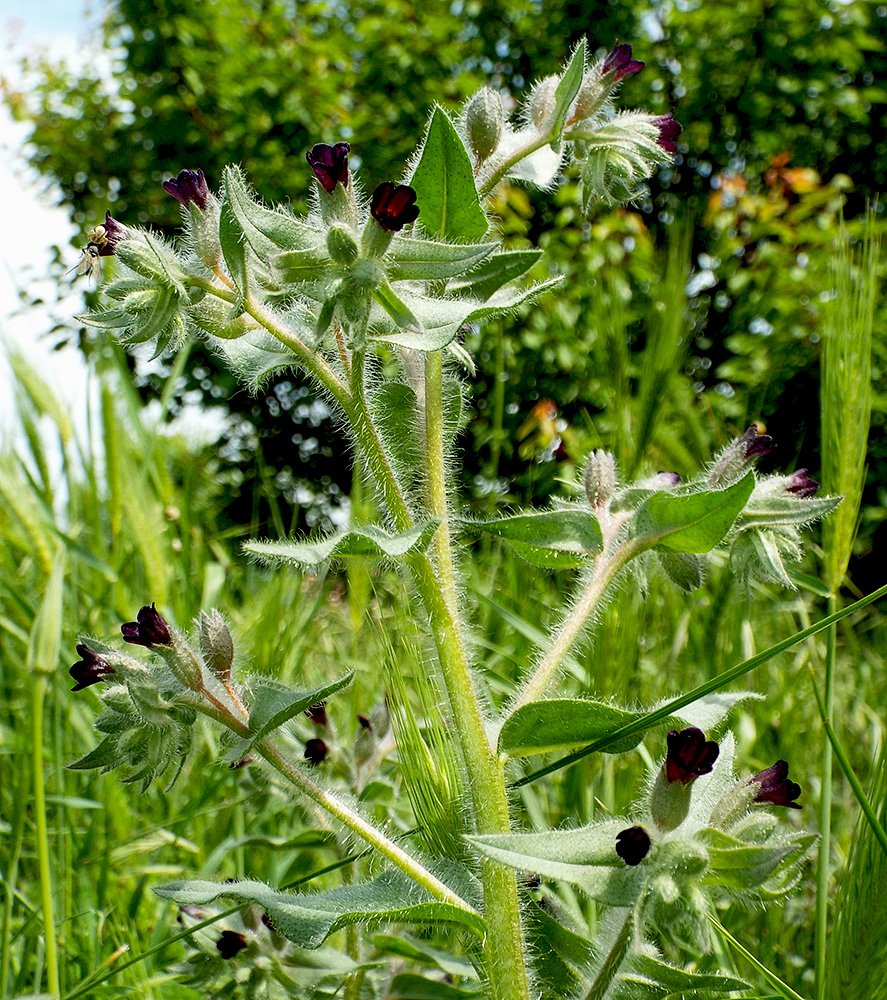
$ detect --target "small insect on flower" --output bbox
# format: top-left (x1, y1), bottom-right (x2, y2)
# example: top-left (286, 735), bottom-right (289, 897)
top-left (73, 226), bottom-right (110, 282)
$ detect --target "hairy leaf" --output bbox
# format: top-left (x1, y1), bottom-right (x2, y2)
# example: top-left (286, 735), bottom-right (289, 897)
top-left (386, 236), bottom-right (495, 281)
top-left (244, 522), bottom-right (440, 567)
top-left (550, 38), bottom-right (586, 149)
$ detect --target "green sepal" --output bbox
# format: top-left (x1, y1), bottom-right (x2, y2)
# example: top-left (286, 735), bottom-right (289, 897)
top-left (243, 522), bottom-right (441, 568)
top-left (657, 551), bottom-right (704, 591)
top-left (550, 38), bottom-right (586, 150)
top-left (374, 280), bottom-right (423, 332)
top-left (272, 246), bottom-right (338, 284)
top-left (386, 237), bottom-right (495, 281)
top-left (459, 508), bottom-right (602, 569)
top-left (466, 822), bottom-right (645, 905)
top-left (76, 305), bottom-right (141, 330)
top-left (153, 871), bottom-right (486, 947)
top-left (498, 691), bottom-right (757, 758)
top-left (67, 734), bottom-right (122, 771)
top-left (223, 164), bottom-right (318, 254)
top-left (698, 826), bottom-right (816, 893)
top-left (219, 199), bottom-right (249, 298)
top-left (634, 472), bottom-right (754, 554)
top-left (410, 106), bottom-right (488, 242)
top-left (116, 233), bottom-right (188, 295)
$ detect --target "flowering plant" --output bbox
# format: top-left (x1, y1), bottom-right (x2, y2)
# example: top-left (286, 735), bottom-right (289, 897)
top-left (69, 39), bottom-right (842, 1000)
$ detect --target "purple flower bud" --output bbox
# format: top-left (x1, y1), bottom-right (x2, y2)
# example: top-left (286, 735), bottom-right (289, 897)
top-left (162, 168), bottom-right (210, 210)
top-left (216, 929), bottom-right (247, 959)
top-left (651, 113), bottom-right (683, 153)
top-left (357, 713), bottom-right (373, 731)
top-left (370, 182), bottom-right (420, 232)
top-left (749, 760), bottom-right (802, 809)
top-left (615, 825), bottom-right (651, 866)
top-left (306, 142), bottom-right (350, 194)
top-left (69, 644), bottom-right (115, 691)
top-left (739, 424), bottom-right (775, 459)
top-left (304, 738), bottom-right (328, 765)
top-left (305, 701), bottom-right (328, 726)
top-left (666, 727), bottom-right (719, 785)
top-left (602, 43), bottom-right (645, 82)
top-left (786, 469), bottom-right (819, 498)
top-left (121, 603), bottom-right (171, 647)
top-left (96, 211), bottom-right (129, 255)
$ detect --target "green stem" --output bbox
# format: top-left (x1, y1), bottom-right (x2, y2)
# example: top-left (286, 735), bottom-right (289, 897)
top-left (583, 908), bottom-right (634, 1000)
top-left (814, 594), bottom-right (837, 1000)
top-left (256, 737), bottom-right (478, 918)
top-left (31, 675), bottom-right (60, 998)
top-left (710, 916), bottom-right (808, 1000)
top-left (421, 352), bottom-right (530, 1000)
top-left (512, 533), bottom-right (650, 711)
top-left (478, 131), bottom-right (553, 198)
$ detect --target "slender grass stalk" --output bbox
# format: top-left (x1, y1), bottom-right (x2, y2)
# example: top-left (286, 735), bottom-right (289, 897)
top-left (31, 675), bottom-right (60, 998)
top-left (815, 216), bottom-right (878, 1000)
top-left (709, 917), bottom-right (808, 1000)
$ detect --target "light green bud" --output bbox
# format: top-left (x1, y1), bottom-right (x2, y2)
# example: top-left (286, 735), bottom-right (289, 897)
top-left (465, 87), bottom-right (504, 163)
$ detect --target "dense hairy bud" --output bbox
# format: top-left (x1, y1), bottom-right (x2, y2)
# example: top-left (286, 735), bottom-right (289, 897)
top-left (465, 87), bottom-right (504, 163)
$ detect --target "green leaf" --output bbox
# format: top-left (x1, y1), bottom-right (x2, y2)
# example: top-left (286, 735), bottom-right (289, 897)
top-left (224, 164), bottom-right (317, 254)
top-left (550, 39), bottom-right (586, 149)
top-left (373, 933), bottom-right (478, 980)
top-left (499, 691), bottom-right (756, 757)
top-left (244, 522), bottom-right (440, 567)
top-left (271, 247), bottom-right (337, 284)
top-left (153, 871), bottom-right (485, 947)
top-left (374, 281), bottom-right (423, 331)
top-left (410, 106), bottom-right (488, 241)
top-left (390, 974), bottom-right (484, 999)
top-left (738, 493), bottom-right (842, 530)
top-left (369, 277), bottom-right (562, 351)
top-left (386, 237), bottom-right (495, 281)
top-left (219, 199), bottom-right (249, 297)
top-left (244, 671), bottom-right (354, 751)
top-left (459, 509), bottom-right (602, 569)
top-left (624, 955), bottom-right (749, 995)
top-left (116, 233), bottom-right (187, 295)
top-left (371, 383), bottom-right (421, 488)
top-left (466, 823), bottom-right (645, 905)
top-left (634, 472), bottom-right (754, 553)
top-left (450, 249), bottom-right (543, 300)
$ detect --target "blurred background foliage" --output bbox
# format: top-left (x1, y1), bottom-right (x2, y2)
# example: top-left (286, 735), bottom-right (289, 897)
top-left (3, 0), bottom-right (886, 560)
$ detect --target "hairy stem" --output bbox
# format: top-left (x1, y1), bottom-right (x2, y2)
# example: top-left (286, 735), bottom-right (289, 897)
top-left (583, 908), bottom-right (634, 1000)
top-left (478, 130), bottom-right (553, 198)
top-left (420, 352), bottom-right (530, 1000)
top-left (512, 533), bottom-right (650, 711)
top-left (257, 738), bottom-right (478, 917)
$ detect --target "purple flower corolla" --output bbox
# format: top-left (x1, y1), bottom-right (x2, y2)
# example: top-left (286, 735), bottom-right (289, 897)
top-left (216, 930), bottom-right (247, 959)
top-left (304, 738), bottom-right (328, 765)
top-left (749, 760), bottom-right (802, 809)
top-left (306, 142), bottom-right (350, 193)
top-left (69, 644), bottom-right (115, 691)
top-left (739, 424), bottom-right (775, 459)
top-left (95, 211), bottom-right (129, 255)
top-left (616, 825), bottom-right (651, 866)
top-left (121, 603), bottom-right (172, 647)
top-left (666, 727), bottom-right (719, 785)
top-left (786, 469), bottom-right (818, 497)
top-left (305, 701), bottom-right (328, 726)
top-left (602, 43), bottom-right (645, 82)
top-left (162, 169), bottom-right (210, 210)
top-left (651, 113), bottom-right (683, 153)
top-left (370, 182), bottom-right (420, 232)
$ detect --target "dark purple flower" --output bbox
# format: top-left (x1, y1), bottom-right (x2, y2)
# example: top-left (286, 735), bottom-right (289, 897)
top-left (69, 644), bottom-right (115, 692)
top-left (304, 738), bottom-right (328, 765)
top-left (602, 43), bottom-right (645, 82)
top-left (305, 701), bottom-right (328, 726)
top-left (370, 182), bottom-right (420, 232)
top-left (306, 142), bottom-right (350, 193)
top-left (749, 760), bottom-right (802, 809)
top-left (786, 469), bottom-right (819, 498)
top-left (666, 727), bottom-right (719, 785)
top-left (94, 211), bottom-right (129, 256)
top-left (739, 424), bottom-right (775, 460)
top-left (216, 929), bottom-right (247, 959)
top-left (357, 713), bottom-right (373, 731)
top-left (651, 113), bottom-right (683, 153)
top-left (121, 603), bottom-right (171, 647)
top-left (162, 168), bottom-right (210, 210)
top-left (615, 825), bottom-right (651, 866)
